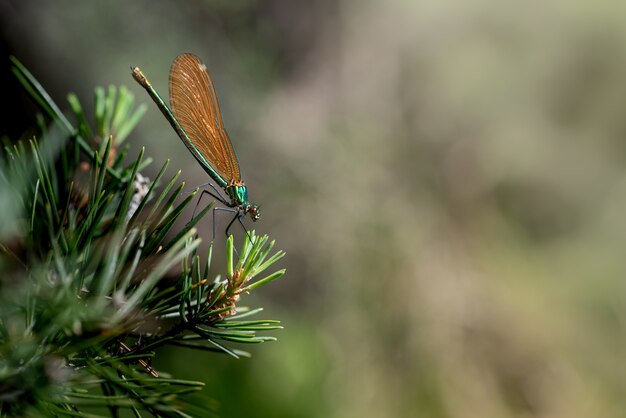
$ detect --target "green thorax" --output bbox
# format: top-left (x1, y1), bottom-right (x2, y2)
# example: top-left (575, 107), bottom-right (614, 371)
top-left (226, 183), bottom-right (249, 207)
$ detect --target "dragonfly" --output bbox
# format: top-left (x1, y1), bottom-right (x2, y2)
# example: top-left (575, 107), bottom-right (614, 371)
top-left (131, 53), bottom-right (260, 238)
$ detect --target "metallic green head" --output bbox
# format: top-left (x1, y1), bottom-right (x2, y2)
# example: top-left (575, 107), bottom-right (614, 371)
top-left (246, 203), bottom-right (261, 222)
top-left (226, 183), bottom-right (261, 222)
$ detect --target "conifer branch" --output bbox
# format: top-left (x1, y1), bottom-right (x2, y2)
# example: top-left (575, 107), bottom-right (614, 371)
top-left (0, 56), bottom-right (286, 417)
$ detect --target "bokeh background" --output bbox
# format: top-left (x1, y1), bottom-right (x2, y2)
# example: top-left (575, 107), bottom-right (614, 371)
top-left (3, 1), bottom-right (626, 417)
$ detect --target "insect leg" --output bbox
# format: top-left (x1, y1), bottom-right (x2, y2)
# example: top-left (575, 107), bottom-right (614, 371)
top-left (192, 187), bottom-right (229, 220)
top-left (237, 215), bottom-right (254, 244)
top-left (213, 206), bottom-right (238, 241)
top-left (206, 182), bottom-right (229, 203)
top-left (224, 212), bottom-right (253, 245)
top-left (224, 212), bottom-right (239, 239)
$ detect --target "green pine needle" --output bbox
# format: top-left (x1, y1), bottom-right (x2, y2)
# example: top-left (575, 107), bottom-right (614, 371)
top-left (0, 57), bottom-right (287, 417)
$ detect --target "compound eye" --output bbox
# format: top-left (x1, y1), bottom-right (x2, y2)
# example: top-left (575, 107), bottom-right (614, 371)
top-left (251, 205), bottom-right (261, 221)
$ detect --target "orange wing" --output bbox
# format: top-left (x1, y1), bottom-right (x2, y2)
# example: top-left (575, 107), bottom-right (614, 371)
top-left (169, 53), bottom-right (241, 182)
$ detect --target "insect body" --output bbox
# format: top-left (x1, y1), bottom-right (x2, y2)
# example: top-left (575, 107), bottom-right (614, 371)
top-left (132, 53), bottom-right (260, 235)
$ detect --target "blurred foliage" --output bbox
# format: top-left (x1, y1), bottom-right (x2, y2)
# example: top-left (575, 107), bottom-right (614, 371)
top-left (3, 0), bottom-right (626, 417)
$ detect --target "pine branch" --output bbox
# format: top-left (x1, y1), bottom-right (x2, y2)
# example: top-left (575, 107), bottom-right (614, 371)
top-left (0, 56), bottom-right (286, 417)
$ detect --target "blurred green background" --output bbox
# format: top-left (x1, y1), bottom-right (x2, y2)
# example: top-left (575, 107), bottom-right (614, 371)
top-left (3, 1), bottom-right (626, 417)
